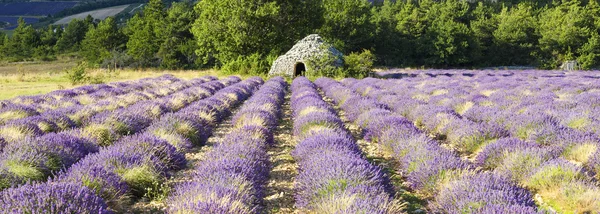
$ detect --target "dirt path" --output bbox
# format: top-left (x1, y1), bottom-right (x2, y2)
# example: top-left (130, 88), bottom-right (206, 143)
top-left (264, 93), bottom-right (298, 214)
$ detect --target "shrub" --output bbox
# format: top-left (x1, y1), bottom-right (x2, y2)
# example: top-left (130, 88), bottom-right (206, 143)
top-left (221, 53), bottom-right (272, 76)
top-left (305, 45), bottom-right (344, 79)
top-left (344, 49), bottom-right (375, 79)
top-left (66, 62), bottom-right (89, 85)
top-left (66, 62), bottom-right (108, 85)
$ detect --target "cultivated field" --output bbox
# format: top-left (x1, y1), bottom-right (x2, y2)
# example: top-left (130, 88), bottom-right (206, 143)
top-left (0, 70), bottom-right (599, 213)
top-left (54, 4), bottom-right (130, 25)
top-left (0, 2), bottom-right (77, 16)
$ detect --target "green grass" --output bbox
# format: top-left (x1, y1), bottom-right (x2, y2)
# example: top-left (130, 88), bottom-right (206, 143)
top-left (120, 165), bottom-right (162, 197)
top-left (4, 160), bottom-right (46, 182)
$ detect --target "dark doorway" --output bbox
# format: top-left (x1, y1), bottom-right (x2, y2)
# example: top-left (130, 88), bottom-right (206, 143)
top-left (294, 62), bottom-right (306, 76)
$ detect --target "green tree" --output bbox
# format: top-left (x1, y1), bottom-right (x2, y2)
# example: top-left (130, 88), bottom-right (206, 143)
top-left (275, 0), bottom-right (324, 49)
top-left (319, 0), bottom-right (374, 53)
top-left (192, 0), bottom-right (280, 66)
top-left (81, 17), bottom-right (125, 65)
top-left (422, 0), bottom-right (476, 66)
top-left (4, 18), bottom-right (38, 60)
top-left (470, 2), bottom-right (497, 66)
top-left (345, 49), bottom-right (375, 78)
top-left (192, 0), bottom-right (324, 72)
top-left (0, 31), bottom-right (6, 58)
top-left (125, 0), bottom-right (166, 67)
top-left (537, 0), bottom-right (593, 68)
top-left (34, 25), bottom-right (63, 60)
top-left (125, 14), bottom-right (158, 66)
top-left (156, 2), bottom-right (199, 69)
top-left (55, 17), bottom-right (93, 53)
top-left (370, 0), bottom-right (407, 65)
top-left (395, 0), bottom-right (435, 66)
top-left (577, 31), bottom-right (600, 69)
top-left (492, 3), bottom-right (538, 66)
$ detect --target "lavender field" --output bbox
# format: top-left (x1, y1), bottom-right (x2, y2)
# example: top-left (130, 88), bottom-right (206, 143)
top-left (0, 71), bottom-right (599, 213)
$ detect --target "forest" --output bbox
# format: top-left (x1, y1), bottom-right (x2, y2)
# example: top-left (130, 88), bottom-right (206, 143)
top-left (1, 0), bottom-right (600, 74)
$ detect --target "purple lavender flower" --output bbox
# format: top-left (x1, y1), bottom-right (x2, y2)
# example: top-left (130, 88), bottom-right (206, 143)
top-left (112, 133), bottom-right (186, 170)
top-left (54, 165), bottom-right (129, 206)
top-left (475, 138), bottom-right (541, 170)
top-left (434, 172), bottom-right (537, 213)
top-left (0, 182), bottom-right (112, 213)
top-left (0, 121), bottom-right (43, 143)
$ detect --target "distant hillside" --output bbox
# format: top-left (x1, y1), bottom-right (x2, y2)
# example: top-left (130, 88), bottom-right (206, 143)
top-left (0, 2), bottom-right (78, 29)
top-left (54, 4), bottom-right (131, 25)
top-left (0, 2), bottom-right (76, 16)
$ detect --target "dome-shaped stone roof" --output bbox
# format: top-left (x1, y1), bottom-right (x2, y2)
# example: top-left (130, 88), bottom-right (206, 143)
top-left (269, 34), bottom-right (343, 77)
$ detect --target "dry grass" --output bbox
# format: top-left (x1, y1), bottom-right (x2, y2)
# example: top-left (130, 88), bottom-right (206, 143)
top-left (0, 60), bottom-right (242, 100)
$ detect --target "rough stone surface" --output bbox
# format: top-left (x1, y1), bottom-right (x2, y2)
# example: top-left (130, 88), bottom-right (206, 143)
top-left (269, 34), bottom-right (343, 77)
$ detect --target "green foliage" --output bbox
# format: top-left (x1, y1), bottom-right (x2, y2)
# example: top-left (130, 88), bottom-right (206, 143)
top-left (469, 2), bottom-right (496, 65)
top-left (192, 0), bottom-right (280, 65)
top-left (491, 3), bottom-right (538, 66)
top-left (192, 0), bottom-right (323, 70)
top-left (81, 17), bottom-right (125, 65)
top-left (423, 0), bottom-right (476, 66)
top-left (9, 0), bottom-right (600, 71)
top-left (3, 18), bottom-right (38, 61)
top-left (344, 49), bottom-right (375, 79)
top-left (537, 0), bottom-right (595, 68)
top-left (66, 61), bottom-right (88, 85)
top-left (577, 32), bottom-right (600, 69)
top-left (305, 45), bottom-right (344, 79)
top-left (370, 0), bottom-right (406, 65)
top-left (319, 0), bottom-right (374, 53)
top-left (55, 17), bottom-right (93, 53)
top-left (221, 53), bottom-right (273, 76)
top-left (156, 1), bottom-right (200, 69)
top-left (124, 0), bottom-right (167, 67)
top-left (34, 25), bottom-right (62, 61)
top-left (125, 14), bottom-right (159, 67)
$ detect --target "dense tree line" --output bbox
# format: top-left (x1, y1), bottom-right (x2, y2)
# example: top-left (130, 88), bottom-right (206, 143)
top-left (2, 0), bottom-right (600, 71)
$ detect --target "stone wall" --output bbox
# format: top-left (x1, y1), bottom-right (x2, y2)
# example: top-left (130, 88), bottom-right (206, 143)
top-left (269, 34), bottom-right (343, 77)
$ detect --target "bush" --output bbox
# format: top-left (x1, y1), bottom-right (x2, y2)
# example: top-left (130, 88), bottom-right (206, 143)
top-left (66, 62), bottom-right (106, 85)
top-left (221, 53), bottom-right (272, 76)
top-left (66, 62), bottom-right (88, 85)
top-left (306, 47), bottom-right (344, 80)
top-left (344, 49), bottom-right (375, 79)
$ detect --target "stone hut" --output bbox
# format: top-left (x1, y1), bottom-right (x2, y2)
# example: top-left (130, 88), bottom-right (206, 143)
top-left (269, 34), bottom-right (343, 77)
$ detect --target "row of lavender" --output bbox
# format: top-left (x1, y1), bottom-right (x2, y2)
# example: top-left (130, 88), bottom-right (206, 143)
top-left (0, 76), bottom-right (232, 191)
top-left (372, 71), bottom-right (600, 158)
top-left (347, 76), bottom-right (600, 213)
top-left (0, 76), bottom-right (266, 212)
top-left (290, 77), bottom-right (398, 213)
top-left (315, 77), bottom-right (540, 213)
top-left (0, 75), bottom-right (210, 145)
top-left (374, 73), bottom-right (600, 212)
top-left (167, 77), bottom-right (286, 213)
top-left (0, 75), bottom-right (182, 125)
